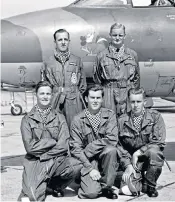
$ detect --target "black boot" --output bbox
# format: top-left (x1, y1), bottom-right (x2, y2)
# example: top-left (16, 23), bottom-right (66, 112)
top-left (102, 186), bottom-right (118, 199)
top-left (141, 183), bottom-right (147, 194)
top-left (147, 186), bottom-right (158, 197)
top-left (46, 187), bottom-right (64, 197)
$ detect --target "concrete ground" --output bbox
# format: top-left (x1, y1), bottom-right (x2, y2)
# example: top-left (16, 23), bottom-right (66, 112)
top-left (1, 91), bottom-right (175, 201)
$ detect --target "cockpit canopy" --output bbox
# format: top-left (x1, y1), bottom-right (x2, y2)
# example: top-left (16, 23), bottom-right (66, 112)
top-left (70, 0), bottom-right (174, 7)
top-left (70, 0), bottom-right (129, 7)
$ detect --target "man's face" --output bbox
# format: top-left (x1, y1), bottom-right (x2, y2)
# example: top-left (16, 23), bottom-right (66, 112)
top-left (54, 32), bottom-right (70, 52)
top-left (110, 27), bottom-right (126, 48)
top-left (36, 86), bottom-right (52, 107)
top-left (129, 93), bottom-right (145, 116)
top-left (85, 90), bottom-right (103, 113)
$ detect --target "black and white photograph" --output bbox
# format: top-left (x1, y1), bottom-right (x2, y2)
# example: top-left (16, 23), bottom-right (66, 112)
top-left (1, 0), bottom-right (175, 201)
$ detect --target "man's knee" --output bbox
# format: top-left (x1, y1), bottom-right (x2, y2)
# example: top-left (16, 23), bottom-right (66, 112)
top-left (78, 173), bottom-right (101, 199)
top-left (70, 157), bottom-right (82, 177)
top-left (102, 146), bottom-right (118, 156)
top-left (78, 185), bottom-right (101, 199)
top-left (26, 187), bottom-right (46, 201)
top-left (145, 146), bottom-right (164, 166)
top-left (62, 157), bottom-right (82, 179)
top-left (146, 146), bottom-right (162, 158)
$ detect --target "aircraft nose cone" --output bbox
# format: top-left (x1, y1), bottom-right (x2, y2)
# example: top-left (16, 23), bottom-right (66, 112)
top-left (1, 20), bottom-right (42, 63)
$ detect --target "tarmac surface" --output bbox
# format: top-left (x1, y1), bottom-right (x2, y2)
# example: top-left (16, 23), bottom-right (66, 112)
top-left (1, 91), bottom-right (175, 201)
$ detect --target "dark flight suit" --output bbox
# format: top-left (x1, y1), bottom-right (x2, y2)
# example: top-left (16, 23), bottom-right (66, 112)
top-left (45, 54), bottom-right (87, 128)
top-left (18, 107), bottom-right (81, 201)
top-left (93, 46), bottom-right (139, 116)
top-left (118, 108), bottom-right (166, 188)
top-left (70, 108), bottom-right (131, 198)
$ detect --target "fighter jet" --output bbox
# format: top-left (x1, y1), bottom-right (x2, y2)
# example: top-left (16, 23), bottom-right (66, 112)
top-left (1, 0), bottom-right (175, 115)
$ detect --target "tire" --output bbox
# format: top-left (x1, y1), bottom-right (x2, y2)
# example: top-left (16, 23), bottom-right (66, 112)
top-left (11, 104), bottom-right (23, 116)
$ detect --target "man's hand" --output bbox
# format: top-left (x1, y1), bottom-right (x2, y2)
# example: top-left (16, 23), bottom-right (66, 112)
top-left (89, 169), bottom-right (101, 181)
top-left (132, 150), bottom-right (142, 171)
top-left (122, 164), bottom-right (136, 183)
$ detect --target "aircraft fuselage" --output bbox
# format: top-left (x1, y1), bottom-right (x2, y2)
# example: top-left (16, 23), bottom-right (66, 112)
top-left (1, 3), bottom-right (175, 97)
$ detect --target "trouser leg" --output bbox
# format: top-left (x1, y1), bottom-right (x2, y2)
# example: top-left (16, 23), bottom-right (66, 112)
top-left (142, 145), bottom-right (164, 188)
top-left (19, 159), bottom-right (51, 201)
top-left (114, 170), bottom-right (124, 188)
top-left (48, 157), bottom-right (82, 191)
top-left (99, 146), bottom-right (119, 187)
top-left (17, 190), bottom-right (27, 201)
top-left (78, 160), bottom-right (101, 199)
top-left (102, 87), bottom-right (116, 112)
top-left (64, 94), bottom-right (83, 129)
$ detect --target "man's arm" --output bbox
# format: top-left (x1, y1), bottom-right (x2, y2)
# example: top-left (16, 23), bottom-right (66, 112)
top-left (70, 119), bottom-right (93, 173)
top-left (93, 53), bottom-right (102, 84)
top-left (84, 111), bottom-right (118, 158)
top-left (78, 59), bottom-right (87, 95)
top-left (117, 144), bottom-right (131, 170)
top-left (130, 51), bottom-right (140, 89)
top-left (44, 62), bottom-right (56, 85)
top-left (21, 117), bottom-right (56, 157)
top-left (40, 114), bottom-right (70, 161)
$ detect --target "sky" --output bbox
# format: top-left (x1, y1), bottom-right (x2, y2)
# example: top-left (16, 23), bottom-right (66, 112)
top-left (1, 0), bottom-right (75, 19)
top-left (1, 0), bottom-right (151, 19)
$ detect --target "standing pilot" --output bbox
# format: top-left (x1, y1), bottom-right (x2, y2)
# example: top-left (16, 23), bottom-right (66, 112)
top-left (45, 29), bottom-right (87, 128)
top-left (93, 23), bottom-right (140, 116)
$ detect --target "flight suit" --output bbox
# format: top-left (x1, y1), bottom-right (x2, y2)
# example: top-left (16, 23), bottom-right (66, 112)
top-left (70, 108), bottom-right (131, 198)
top-left (93, 46), bottom-right (139, 116)
top-left (45, 54), bottom-right (87, 128)
top-left (18, 107), bottom-right (81, 201)
top-left (118, 108), bottom-right (166, 188)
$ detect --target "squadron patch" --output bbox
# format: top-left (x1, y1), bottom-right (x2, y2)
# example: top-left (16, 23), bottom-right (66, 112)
top-left (71, 72), bottom-right (77, 84)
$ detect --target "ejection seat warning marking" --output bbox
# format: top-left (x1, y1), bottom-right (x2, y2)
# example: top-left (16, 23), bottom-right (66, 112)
top-left (167, 15), bottom-right (175, 20)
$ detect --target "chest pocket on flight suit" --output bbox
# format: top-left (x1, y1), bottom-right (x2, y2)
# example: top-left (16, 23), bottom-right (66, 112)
top-left (46, 121), bottom-right (59, 141)
top-left (83, 126), bottom-right (98, 147)
top-left (124, 58), bottom-right (137, 79)
top-left (101, 59), bottom-right (112, 78)
top-left (119, 125), bottom-right (135, 146)
top-left (66, 63), bottom-right (80, 85)
top-left (30, 122), bottom-right (43, 140)
top-left (141, 123), bottom-right (154, 142)
top-left (98, 128), bottom-right (106, 139)
top-left (66, 63), bottom-right (80, 102)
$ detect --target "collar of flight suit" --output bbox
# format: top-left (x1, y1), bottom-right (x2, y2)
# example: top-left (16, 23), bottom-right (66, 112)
top-left (106, 46), bottom-right (134, 62)
top-left (27, 106), bottom-right (58, 124)
top-left (54, 53), bottom-right (78, 66)
top-left (80, 108), bottom-right (110, 128)
top-left (121, 108), bottom-right (154, 132)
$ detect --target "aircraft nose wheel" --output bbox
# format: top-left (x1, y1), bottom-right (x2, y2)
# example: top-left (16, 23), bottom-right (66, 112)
top-left (11, 104), bottom-right (23, 116)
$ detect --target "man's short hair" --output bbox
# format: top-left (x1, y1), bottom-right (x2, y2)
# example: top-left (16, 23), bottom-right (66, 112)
top-left (110, 23), bottom-right (126, 35)
top-left (128, 88), bottom-right (146, 100)
top-left (53, 29), bottom-right (70, 41)
top-left (35, 81), bottom-right (53, 93)
top-left (84, 84), bottom-right (104, 97)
